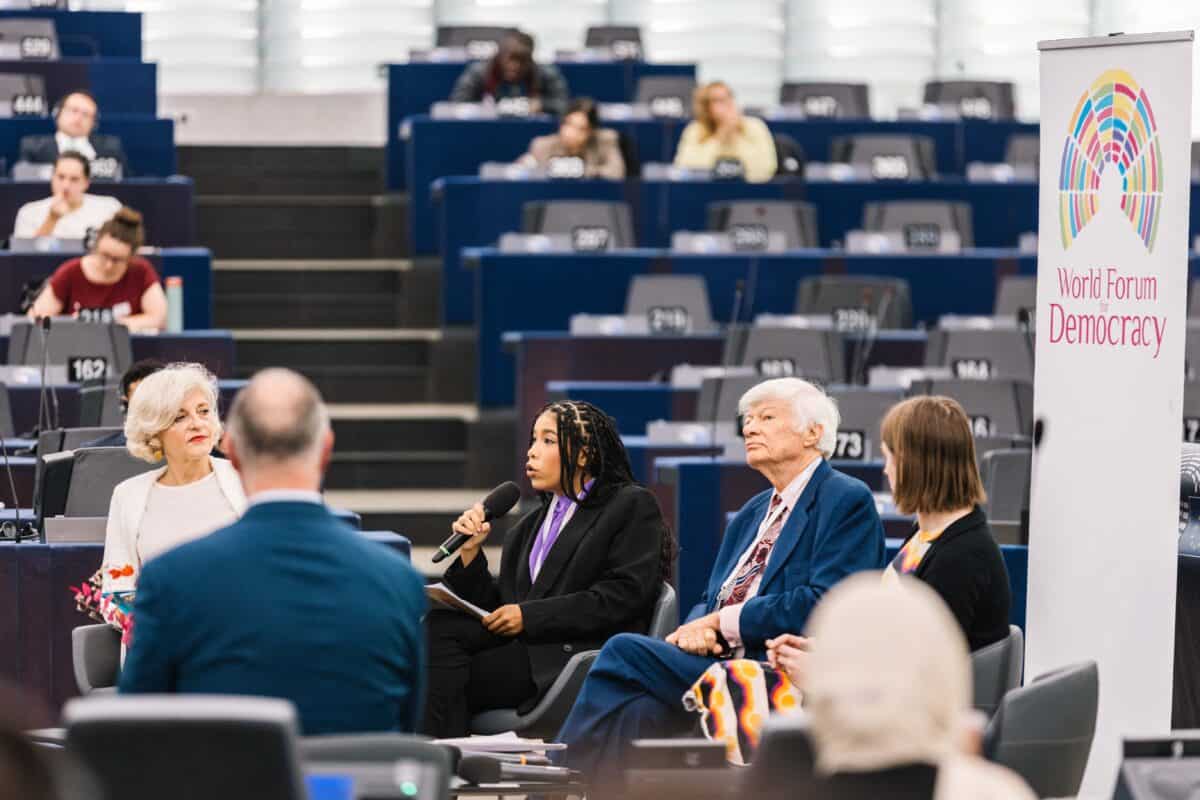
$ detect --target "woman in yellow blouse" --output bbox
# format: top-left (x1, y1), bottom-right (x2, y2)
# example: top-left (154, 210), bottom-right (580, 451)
top-left (673, 81), bottom-right (777, 182)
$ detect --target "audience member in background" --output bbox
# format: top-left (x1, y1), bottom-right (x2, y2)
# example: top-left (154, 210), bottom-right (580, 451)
top-left (556, 378), bottom-right (885, 796)
top-left (450, 30), bottom-right (569, 116)
top-left (81, 359), bottom-right (166, 448)
top-left (879, 396), bottom-right (1011, 651)
top-left (803, 573), bottom-right (1035, 799)
top-left (27, 207), bottom-right (167, 332)
top-left (119, 369), bottom-right (427, 735)
top-left (11, 152), bottom-right (120, 241)
top-left (19, 90), bottom-right (126, 173)
top-left (518, 98), bottom-right (625, 179)
top-left (764, 396), bottom-right (1012, 696)
top-left (424, 400), bottom-right (670, 737)
top-left (99, 363), bottom-right (245, 639)
top-left (673, 81), bottom-right (777, 182)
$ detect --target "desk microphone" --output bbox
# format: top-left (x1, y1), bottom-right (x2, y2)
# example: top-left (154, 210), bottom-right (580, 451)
top-left (457, 754), bottom-right (572, 784)
top-left (431, 481), bottom-right (521, 563)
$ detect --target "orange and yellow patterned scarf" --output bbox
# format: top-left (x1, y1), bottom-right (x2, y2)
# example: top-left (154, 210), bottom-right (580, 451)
top-left (682, 659), bottom-right (802, 765)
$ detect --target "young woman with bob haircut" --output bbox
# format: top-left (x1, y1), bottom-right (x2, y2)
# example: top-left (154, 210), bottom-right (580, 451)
top-left (876, 395), bottom-right (1012, 650)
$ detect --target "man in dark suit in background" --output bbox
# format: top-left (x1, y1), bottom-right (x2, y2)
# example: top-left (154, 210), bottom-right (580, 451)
top-left (118, 368), bottom-right (427, 735)
top-left (18, 91), bottom-right (126, 176)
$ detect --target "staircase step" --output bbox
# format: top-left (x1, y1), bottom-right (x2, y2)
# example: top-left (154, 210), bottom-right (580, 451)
top-left (196, 194), bottom-right (407, 259)
top-left (233, 330), bottom-right (437, 369)
top-left (237, 365), bottom-right (430, 404)
top-left (330, 416), bottom-right (468, 452)
top-left (215, 293), bottom-right (403, 329)
top-left (178, 145), bottom-right (385, 196)
top-left (326, 451), bottom-right (467, 490)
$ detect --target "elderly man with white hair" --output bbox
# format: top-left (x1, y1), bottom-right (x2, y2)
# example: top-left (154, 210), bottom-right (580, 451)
top-left (556, 377), bottom-right (886, 793)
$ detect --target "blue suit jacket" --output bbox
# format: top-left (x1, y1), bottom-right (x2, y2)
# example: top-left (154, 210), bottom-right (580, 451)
top-left (118, 501), bottom-right (427, 735)
top-left (685, 460), bottom-right (886, 658)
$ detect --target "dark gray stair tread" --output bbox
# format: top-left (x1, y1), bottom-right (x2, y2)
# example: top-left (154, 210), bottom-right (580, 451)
top-left (234, 341), bottom-right (432, 366)
top-left (332, 450), bottom-right (466, 463)
top-left (214, 306), bottom-right (400, 330)
top-left (330, 419), bottom-right (467, 451)
top-left (179, 146), bottom-right (384, 196)
top-left (325, 461), bottom-right (466, 490)
top-left (215, 273), bottom-right (402, 293)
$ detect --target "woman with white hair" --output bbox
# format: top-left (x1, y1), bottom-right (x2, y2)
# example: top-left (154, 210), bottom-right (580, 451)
top-left (99, 363), bottom-right (246, 628)
top-left (802, 573), bottom-right (1034, 799)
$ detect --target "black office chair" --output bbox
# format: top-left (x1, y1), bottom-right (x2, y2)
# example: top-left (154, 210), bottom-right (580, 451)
top-left (734, 326), bottom-right (845, 383)
top-left (995, 275), bottom-right (1036, 319)
top-left (584, 25), bottom-right (642, 58)
top-left (626, 275), bottom-right (716, 333)
top-left (435, 25), bottom-right (515, 49)
top-left (826, 386), bottom-right (906, 453)
top-left (72, 625), bottom-right (120, 695)
top-left (708, 200), bottom-right (819, 249)
top-left (740, 714), bottom-right (818, 799)
top-left (925, 327), bottom-right (1033, 381)
top-left (831, 134), bottom-right (938, 180)
top-left (779, 81), bottom-right (870, 118)
top-left (521, 200), bottom-right (636, 248)
top-left (617, 129), bottom-right (642, 178)
top-left (984, 662), bottom-right (1099, 799)
top-left (924, 79), bottom-right (1016, 120)
top-left (65, 695), bottom-right (310, 800)
top-left (635, 76), bottom-right (697, 118)
top-left (971, 625), bottom-right (1024, 716)
top-left (470, 582), bottom-right (678, 738)
top-left (773, 133), bottom-right (805, 177)
top-left (979, 449), bottom-right (1031, 533)
top-left (1005, 134), bottom-right (1039, 170)
top-left (862, 200), bottom-right (975, 249)
top-left (63, 447), bottom-right (158, 517)
top-left (794, 275), bottom-right (913, 329)
top-left (909, 379), bottom-right (1034, 438)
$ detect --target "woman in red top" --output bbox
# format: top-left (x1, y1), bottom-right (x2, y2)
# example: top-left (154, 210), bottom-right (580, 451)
top-left (28, 207), bottom-right (167, 332)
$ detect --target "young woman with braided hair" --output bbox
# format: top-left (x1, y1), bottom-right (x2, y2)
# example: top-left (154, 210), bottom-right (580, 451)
top-left (423, 400), bottom-right (672, 737)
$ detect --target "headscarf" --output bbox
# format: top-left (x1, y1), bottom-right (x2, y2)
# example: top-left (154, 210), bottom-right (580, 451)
top-left (803, 572), bottom-right (970, 774)
top-left (802, 573), bottom-right (1036, 800)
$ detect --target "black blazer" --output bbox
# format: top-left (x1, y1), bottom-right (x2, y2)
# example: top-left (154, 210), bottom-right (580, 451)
top-left (19, 133), bottom-right (127, 169)
top-left (444, 482), bottom-right (666, 708)
top-left (904, 505), bottom-right (1011, 651)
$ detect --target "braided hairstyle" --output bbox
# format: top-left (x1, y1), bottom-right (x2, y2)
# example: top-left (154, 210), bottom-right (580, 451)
top-left (534, 400), bottom-right (675, 583)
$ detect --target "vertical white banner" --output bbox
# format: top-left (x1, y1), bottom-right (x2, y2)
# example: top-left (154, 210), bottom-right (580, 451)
top-left (1031, 31), bottom-right (1193, 795)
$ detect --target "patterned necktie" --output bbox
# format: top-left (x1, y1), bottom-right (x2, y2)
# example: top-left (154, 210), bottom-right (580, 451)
top-left (719, 494), bottom-right (786, 608)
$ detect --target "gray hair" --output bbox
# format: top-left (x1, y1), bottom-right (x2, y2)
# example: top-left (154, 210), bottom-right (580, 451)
top-left (124, 363), bottom-right (221, 463)
top-left (225, 368), bottom-right (329, 466)
top-left (737, 377), bottom-right (840, 458)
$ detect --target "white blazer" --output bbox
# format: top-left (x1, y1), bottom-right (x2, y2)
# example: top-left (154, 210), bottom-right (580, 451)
top-left (100, 457), bottom-right (247, 595)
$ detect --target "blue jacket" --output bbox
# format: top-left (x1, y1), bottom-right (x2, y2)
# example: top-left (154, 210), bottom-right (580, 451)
top-left (118, 501), bottom-right (427, 735)
top-left (685, 460), bottom-right (886, 658)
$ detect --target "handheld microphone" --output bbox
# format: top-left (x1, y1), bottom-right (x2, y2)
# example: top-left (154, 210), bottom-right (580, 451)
top-left (456, 754), bottom-right (573, 784)
top-left (431, 481), bottom-right (521, 563)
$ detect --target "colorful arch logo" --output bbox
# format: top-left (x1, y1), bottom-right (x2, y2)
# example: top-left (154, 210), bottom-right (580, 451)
top-left (1059, 69), bottom-right (1163, 252)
